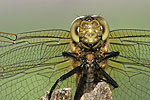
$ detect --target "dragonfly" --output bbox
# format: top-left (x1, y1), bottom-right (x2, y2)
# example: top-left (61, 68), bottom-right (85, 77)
top-left (0, 15), bottom-right (150, 100)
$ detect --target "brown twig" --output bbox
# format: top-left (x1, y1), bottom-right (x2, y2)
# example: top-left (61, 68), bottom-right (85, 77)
top-left (81, 82), bottom-right (112, 100)
top-left (41, 81), bottom-right (112, 100)
top-left (40, 88), bottom-right (72, 100)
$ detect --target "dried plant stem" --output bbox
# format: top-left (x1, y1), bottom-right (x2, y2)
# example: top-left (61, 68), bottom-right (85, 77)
top-left (41, 82), bottom-right (112, 100)
top-left (40, 88), bottom-right (72, 100)
top-left (81, 82), bottom-right (112, 100)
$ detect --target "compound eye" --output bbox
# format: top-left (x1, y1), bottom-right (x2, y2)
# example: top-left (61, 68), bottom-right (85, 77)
top-left (100, 25), bottom-right (104, 33)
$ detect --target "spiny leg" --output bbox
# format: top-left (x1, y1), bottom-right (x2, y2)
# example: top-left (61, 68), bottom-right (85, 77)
top-left (48, 66), bottom-right (81, 100)
top-left (96, 51), bottom-right (119, 88)
top-left (96, 64), bottom-right (118, 88)
top-left (74, 72), bottom-right (87, 100)
top-left (62, 52), bottom-right (79, 60)
top-left (98, 51), bottom-right (120, 62)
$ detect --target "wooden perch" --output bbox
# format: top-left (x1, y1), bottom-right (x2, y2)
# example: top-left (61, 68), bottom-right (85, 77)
top-left (80, 82), bottom-right (112, 100)
top-left (40, 81), bottom-right (112, 100)
top-left (40, 88), bottom-right (72, 100)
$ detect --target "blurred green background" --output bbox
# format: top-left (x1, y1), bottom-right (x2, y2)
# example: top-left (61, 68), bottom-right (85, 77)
top-left (0, 0), bottom-right (150, 33)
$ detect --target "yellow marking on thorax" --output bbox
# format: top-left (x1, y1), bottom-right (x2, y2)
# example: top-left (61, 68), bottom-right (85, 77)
top-left (86, 53), bottom-right (94, 64)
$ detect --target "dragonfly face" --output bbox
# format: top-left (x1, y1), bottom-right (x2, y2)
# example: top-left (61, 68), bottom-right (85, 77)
top-left (0, 15), bottom-right (150, 100)
top-left (71, 15), bottom-right (109, 49)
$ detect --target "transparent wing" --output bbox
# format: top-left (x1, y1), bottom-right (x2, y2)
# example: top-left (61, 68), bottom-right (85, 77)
top-left (0, 29), bottom-right (76, 100)
top-left (108, 29), bottom-right (150, 100)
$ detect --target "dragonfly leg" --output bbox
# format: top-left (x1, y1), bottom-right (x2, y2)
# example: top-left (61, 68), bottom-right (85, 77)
top-left (96, 64), bottom-right (118, 88)
top-left (48, 66), bottom-right (81, 100)
top-left (74, 72), bottom-right (87, 100)
top-left (62, 52), bottom-right (78, 59)
top-left (98, 51), bottom-right (120, 62)
top-left (94, 51), bottom-right (119, 88)
top-left (62, 51), bottom-right (85, 61)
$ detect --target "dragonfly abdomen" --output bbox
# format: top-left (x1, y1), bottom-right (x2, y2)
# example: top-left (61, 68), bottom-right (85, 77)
top-left (82, 67), bottom-right (98, 93)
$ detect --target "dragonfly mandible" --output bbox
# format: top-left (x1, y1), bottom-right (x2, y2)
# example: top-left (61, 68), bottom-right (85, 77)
top-left (0, 15), bottom-right (150, 100)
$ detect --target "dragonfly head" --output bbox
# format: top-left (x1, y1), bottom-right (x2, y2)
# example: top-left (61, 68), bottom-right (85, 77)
top-left (71, 15), bottom-right (109, 48)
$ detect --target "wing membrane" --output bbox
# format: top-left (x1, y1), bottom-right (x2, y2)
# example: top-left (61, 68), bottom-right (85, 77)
top-left (1, 29), bottom-right (150, 100)
top-left (0, 30), bottom-right (75, 100)
top-left (108, 29), bottom-right (150, 100)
